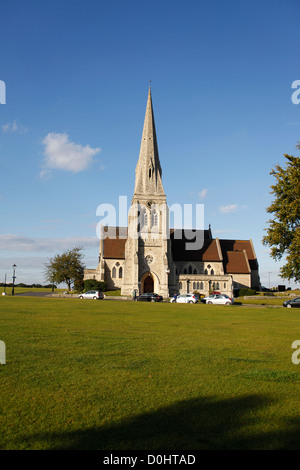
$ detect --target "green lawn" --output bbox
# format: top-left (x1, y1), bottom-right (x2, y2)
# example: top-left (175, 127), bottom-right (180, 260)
top-left (1, 296), bottom-right (300, 450)
top-left (0, 286), bottom-right (64, 295)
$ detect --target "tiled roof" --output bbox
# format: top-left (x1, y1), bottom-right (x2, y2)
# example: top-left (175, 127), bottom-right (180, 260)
top-left (223, 250), bottom-right (250, 274)
top-left (103, 227), bottom-right (127, 259)
top-left (100, 227), bottom-right (259, 273)
top-left (219, 239), bottom-right (258, 270)
top-left (171, 232), bottom-right (221, 261)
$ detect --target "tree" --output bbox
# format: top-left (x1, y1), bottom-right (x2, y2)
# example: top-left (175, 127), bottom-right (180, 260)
top-left (262, 147), bottom-right (300, 282)
top-left (45, 247), bottom-right (85, 291)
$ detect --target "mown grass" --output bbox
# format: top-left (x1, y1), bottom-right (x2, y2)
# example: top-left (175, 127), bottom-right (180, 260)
top-left (0, 286), bottom-right (65, 295)
top-left (235, 297), bottom-right (288, 306)
top-left (1, 296), bottom-right (300, 450)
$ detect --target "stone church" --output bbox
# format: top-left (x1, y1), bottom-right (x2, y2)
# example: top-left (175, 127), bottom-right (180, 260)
top-left (84, 88), bottom-right (261, 298)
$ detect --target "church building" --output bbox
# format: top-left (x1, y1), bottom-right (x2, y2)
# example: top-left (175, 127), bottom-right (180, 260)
top-left (84, 88), bottom-right (261, 298)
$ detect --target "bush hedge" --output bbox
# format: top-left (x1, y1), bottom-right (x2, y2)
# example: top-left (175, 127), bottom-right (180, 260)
top-left (84, 279), bottom-right (107, 292)
top-left (238, 288), bottom-right (257, 297)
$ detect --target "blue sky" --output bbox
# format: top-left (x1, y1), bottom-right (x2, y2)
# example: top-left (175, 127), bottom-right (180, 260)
top-left (1, 0), bottom-right (300, 288)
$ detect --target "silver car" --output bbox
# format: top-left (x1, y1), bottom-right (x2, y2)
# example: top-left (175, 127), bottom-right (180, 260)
top-left (78, 290), bottom-right (104, 300)
top-left (202, 294), bottom-right (234, 305)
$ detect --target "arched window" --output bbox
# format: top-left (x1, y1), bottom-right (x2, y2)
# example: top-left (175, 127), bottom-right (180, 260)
top-left (151, 209), bottom-right (158, 227)
top-left (194, 269), bottom-right (197, 274)
top-left (183, 268), bottom-right (187, 274)
top-left (216, 282), bottom-right (219, 290)
top-left (149, 167), bottom-right (152, 178)
top-left (141, 209), bottom-right (148, 228)
top-left (211, 269), bottom-right (214, 275)
top-left (200, 282), bottom-right (203, 290)
top-left (224, 282), bottom-right (226, 289)
top-left (193, 282), bottom-right (196, 290)
top-left (112, 267), bottom-right (116, 278)
top-left (204, 269), bottom-right (208, 275)
top-left (188, 265), bottom-right (193, 274)
top-left (119, 267), bottom-right (123, 278)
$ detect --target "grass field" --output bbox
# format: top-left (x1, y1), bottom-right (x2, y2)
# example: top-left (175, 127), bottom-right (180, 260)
top-left (1, 296), bottom-right (300, 450)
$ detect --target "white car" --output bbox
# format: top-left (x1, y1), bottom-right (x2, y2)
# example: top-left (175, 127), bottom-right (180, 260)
top-left (78, 290), bottom-right (104, 300)
top-left (202, 294), bottom-right (234, 305)
top-left (171, 294), bottom-right (198, 304)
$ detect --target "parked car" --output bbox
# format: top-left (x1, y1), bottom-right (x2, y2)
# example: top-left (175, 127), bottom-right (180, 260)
top-left (202, 294), bottom-right (234, 305)
top-left (171, 294), bottom-right (198, 304)
top-left (283, 297), bottom-right (300, 308)
top-left (136, 292), bottom-right (163, 302)
top-left (78, 290), bottom-right (104, 300)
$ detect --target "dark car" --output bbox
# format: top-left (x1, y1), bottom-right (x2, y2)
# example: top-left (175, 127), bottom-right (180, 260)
top-left (283, 297), bottom-right (300, 308)
top-left (136, 292), bottom-right (163, 302)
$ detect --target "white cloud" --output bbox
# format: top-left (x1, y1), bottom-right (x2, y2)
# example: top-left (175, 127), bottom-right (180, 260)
top-left (41, 132), bottom-right (101, 173)
top-left (0, 234), bottom-right (99, 253)
top-left (198, 189), bottom-right (208, 200)
top-left (1, 120), bottom-right (28, 134)
top-left (219, 204), bottom-right (238, 214)
top-left (213, 229), bottom-right (238, 235)
top-left (39, 169), bottom-right (53, 180)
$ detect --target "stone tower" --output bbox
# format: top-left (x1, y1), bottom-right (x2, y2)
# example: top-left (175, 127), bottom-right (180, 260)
top-left (121, 87), bottom-right (176, 297)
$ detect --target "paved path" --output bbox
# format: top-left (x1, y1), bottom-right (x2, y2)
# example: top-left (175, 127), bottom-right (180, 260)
top-left (15, 292), bottom-right (54, 297)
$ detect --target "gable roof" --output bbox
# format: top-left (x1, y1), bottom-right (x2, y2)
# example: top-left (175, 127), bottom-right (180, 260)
top-left (223, 250), bottom-right (250, 274)
top-left (219, 239), bottom-right (258, 270)
top-left (100, 227), bottom-right (259, 274)
top-left (171, 235), bottom-right (221, 262)
top-left (102, 227), bottom-right (127, 259)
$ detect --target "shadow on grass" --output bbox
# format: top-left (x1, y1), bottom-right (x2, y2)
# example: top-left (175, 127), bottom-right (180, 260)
top-left (22, 394), bottom-right (300, 450)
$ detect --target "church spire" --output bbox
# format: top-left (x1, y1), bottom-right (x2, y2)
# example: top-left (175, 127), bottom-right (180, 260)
top-left (133, 87), bottom-right (165, 198)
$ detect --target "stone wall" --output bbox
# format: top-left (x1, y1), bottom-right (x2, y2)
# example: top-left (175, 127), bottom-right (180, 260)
top-left (178, 274), bottom-right (233, 297)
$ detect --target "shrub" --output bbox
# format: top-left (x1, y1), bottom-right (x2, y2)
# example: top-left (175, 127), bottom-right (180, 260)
top-left (84, 279), bottom-right (107, 292)
top-left (238, 288), bottom-right (257, 297)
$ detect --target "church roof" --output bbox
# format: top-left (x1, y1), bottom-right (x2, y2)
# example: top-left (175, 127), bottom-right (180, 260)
top-left (101, 227), bottom-right (258, 274)
top-left (170, 230), bottom-right (221, 261)
top-left (222, 250), bottom-right (251, 274)
top-left (102, 227), bottom-right (127, 259)
top-left (219, 239), bottom-right (259, 270)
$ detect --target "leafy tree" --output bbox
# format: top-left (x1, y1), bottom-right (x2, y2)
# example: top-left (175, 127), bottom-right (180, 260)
top-left (45, 247), bottom-right (85, 291)
top-left (262, 147), bottom-right (300, 282)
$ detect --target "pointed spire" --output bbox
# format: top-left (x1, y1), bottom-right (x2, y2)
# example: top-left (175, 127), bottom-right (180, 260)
top-left (133, 87), bottom-right (165, 198)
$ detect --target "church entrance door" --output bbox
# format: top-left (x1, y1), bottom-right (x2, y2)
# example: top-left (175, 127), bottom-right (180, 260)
top-left (143, 274), bottom-right (154, 293)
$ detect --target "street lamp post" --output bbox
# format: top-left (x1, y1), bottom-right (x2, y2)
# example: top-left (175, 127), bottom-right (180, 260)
top-left (12, 264), bottom-right (17, 296)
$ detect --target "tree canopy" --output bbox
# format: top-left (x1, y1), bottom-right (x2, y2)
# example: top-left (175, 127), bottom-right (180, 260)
top-left (263, 146), bottom-right (300, 282)
top-left (44, 247), bottom-right (85, 291)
